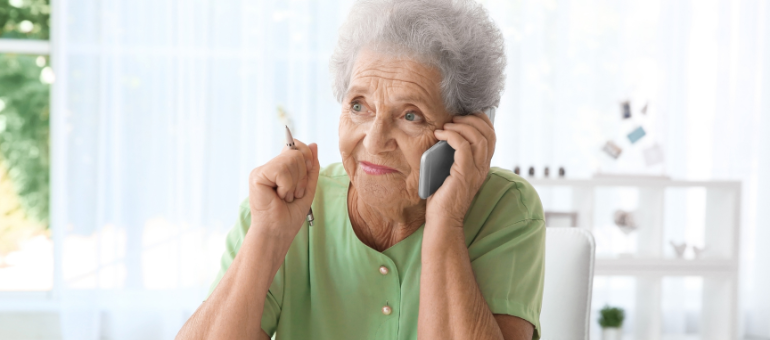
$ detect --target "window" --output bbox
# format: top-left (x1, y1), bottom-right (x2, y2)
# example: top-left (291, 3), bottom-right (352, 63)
top-left (0, 0), bottom-right (52, 291)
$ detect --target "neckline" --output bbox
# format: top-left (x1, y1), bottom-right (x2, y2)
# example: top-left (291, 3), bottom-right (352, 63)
top-left (342, 182), bottom-right (425, 255)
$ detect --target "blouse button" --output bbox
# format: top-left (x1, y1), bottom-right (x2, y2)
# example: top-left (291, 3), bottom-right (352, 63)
top-left (379, 266), bottom-right (389, 275)
top-left (382, 305), bottom-right (392, 315)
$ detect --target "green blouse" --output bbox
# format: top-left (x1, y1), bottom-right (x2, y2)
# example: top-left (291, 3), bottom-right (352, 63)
top-left (207, 163), bottom-right (545, 339)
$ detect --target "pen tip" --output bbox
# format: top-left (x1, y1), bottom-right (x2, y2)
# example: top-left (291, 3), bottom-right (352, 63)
top-left (285, 125), bottom-right (294, 144)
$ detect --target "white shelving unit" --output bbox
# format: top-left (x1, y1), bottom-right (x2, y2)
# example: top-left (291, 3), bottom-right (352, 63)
top-left (529, 177), bottom-right (741, 340)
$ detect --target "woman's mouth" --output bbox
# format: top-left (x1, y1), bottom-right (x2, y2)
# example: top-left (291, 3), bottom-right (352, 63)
top-left (359, 161), bottom-right (399, 175)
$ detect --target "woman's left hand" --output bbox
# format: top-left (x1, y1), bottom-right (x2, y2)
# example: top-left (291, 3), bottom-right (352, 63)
top-left (426, 112), bottom-right (496, 227)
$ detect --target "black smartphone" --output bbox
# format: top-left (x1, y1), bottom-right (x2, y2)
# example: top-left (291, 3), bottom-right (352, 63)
top-left (418, 107), bottom-right (496, 199)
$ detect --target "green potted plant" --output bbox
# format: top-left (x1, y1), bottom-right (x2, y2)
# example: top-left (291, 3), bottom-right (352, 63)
top-left (598, 305), bottom-right (625, 340)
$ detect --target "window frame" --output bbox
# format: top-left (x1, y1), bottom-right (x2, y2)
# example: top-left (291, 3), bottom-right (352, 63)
top-left (0, 3), bottom-right (58, 309)
top-left (0, 39), bottom-right (50, 54)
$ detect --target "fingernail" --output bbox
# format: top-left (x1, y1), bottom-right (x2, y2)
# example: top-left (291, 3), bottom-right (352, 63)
top-left (286, 193), bottom-right (294, 202)
top-left (306, 160), bottom-right (312, 169)
top-left (298, 188), bottom-right (305, 198)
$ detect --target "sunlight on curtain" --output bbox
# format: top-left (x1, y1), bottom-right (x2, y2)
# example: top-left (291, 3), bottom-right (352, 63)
top-left (51, 0), bottom-right (769, 339)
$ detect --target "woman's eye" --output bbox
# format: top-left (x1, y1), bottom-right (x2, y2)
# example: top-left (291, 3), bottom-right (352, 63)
top-left (405, 111), bottom-right (417, 121)
top-left (352, 102), bottom-right (363, 112)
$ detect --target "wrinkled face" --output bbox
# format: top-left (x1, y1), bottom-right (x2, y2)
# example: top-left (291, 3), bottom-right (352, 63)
top-left (339, 48), bottom-right (453, 210)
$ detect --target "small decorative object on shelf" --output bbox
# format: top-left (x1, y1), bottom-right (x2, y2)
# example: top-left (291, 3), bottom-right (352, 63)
top-left (643, 144), bottom-right (664, 166)
top-left (641, 102), bottom-right (648, 114)
top-left (613, 210), bottom-right (637, 234)
top-left (558, 167), bottom-right (565, 177)
top-left (528, 166), bottom-right (535, 177)
top-left (599, 305), bottom-right (625, 340)
top-left (693, 245), bottom-right (707, 258)
top-left (513, 166), bottom-right (520, 175)
top-left (602, 141), bottom-right (622, 159)
top-left (627, 126), bottom-right (646, 144)
top-left (670, 241), bottom-right (687, 258)
top-left (544, 167), bottom-right (550, 177)
top-left (621, 101), bottom-right (631, 119)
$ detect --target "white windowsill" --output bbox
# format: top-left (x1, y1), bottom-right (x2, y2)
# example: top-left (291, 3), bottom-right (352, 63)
top-left (0, 39), bottom-right (50, 54)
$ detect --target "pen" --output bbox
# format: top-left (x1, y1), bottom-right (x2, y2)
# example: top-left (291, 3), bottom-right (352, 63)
top-left (285, 125), bottom-right (315, 226)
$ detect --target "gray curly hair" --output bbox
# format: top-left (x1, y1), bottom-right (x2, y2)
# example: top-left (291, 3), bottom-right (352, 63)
top-left (329, 0), bottom-right (507, 116)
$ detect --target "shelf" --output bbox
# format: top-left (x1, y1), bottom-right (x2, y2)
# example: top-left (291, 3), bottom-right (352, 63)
top-left (534, 178), bottom-right (741, 339)
top-left (595, 258), bottom-right (738, 276)
top-left (529, 178), bottom-right (740, 188)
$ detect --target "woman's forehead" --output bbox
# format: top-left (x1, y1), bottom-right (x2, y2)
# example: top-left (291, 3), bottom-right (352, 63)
top-left (346, 79), bottom-right (433, 103)
top-left (347, 49), bottom-right (442, 102)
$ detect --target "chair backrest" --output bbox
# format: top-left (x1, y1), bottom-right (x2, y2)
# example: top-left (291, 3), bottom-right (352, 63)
top-left (540, 228), bottom-right (596, 340)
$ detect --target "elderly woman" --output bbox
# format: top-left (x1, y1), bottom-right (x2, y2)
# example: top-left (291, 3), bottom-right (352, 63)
top-left (177, 0), bottom-right (544, 339)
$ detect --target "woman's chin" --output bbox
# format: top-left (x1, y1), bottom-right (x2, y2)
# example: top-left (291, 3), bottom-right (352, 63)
top-left (355, 177), bottom-right (412, 203)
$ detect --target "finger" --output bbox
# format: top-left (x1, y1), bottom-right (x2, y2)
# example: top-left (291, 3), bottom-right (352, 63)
top-left (294, 166), bottom-right (309, 200)
top-left (434, 129), bottom-right (475, 176)
top-left (455, 111), bottom-right (494, 130)
top-left (253, 162), bottom-right (293, 196)
top-left (451, 114), bottom-right (496, 163)
top-left (453, 113), bottom-right (495, 141)
top-left (452, 114), bottom-right (496, 146)
top-left (297, 143), bottom-right (320, 206)
top-left (289, 139), bottom-right (312, 198)
top-left (295, 175), bottom-right (309, 199)
top-left (266, 160), bottom-right (298, 201)
top-left (291, 138), bottom-right (314, 171)
top-left (443, 122), bottom-right (485, 145)
top-left (442, 122), bottom-right (488, 167)
top-left (287, 150), bottom-right (308, 201)
top-left (265, 152), bottom-right (306, 202)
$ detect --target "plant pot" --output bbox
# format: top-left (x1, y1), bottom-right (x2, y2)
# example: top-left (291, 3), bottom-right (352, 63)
top-left (602, 327), bottom-right (622, 340)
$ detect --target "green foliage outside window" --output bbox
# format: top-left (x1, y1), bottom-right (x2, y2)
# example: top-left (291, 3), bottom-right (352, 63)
top-left (0, 0), bottom-right (50, 39)
top-left (0, 53), bottom-right (49, 228)
top-left (0, 0), bottom-right (51, 241)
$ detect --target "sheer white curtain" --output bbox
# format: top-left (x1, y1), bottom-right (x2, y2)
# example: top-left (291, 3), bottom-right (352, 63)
top-left (52, 0), bottom-right (356, 338)
top-left (50, 0), bottom-right (769, 339)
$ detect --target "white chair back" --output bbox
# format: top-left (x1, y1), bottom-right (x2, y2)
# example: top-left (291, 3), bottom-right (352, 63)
top-left (540, 228), bottom-right (596, 340)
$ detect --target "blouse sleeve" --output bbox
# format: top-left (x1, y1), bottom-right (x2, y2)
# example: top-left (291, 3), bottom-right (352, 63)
top-left (205, 198), bottom-right (284, 336)
top-left (468, 178), bottom-right (546, 340)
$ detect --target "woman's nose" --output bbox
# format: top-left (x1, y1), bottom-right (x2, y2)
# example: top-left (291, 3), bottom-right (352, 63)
top-left (363, 118), bottom-right (397, 155)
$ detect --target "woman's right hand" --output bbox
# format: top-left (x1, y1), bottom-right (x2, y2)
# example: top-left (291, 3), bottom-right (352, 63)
top-left (176, 140), bottom-right (319, 340)
top-left (248, 139), bottom-right (320, 243)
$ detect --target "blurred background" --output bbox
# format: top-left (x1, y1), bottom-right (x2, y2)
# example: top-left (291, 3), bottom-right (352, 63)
top-left (0, 0), bottom-right (768, 339)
